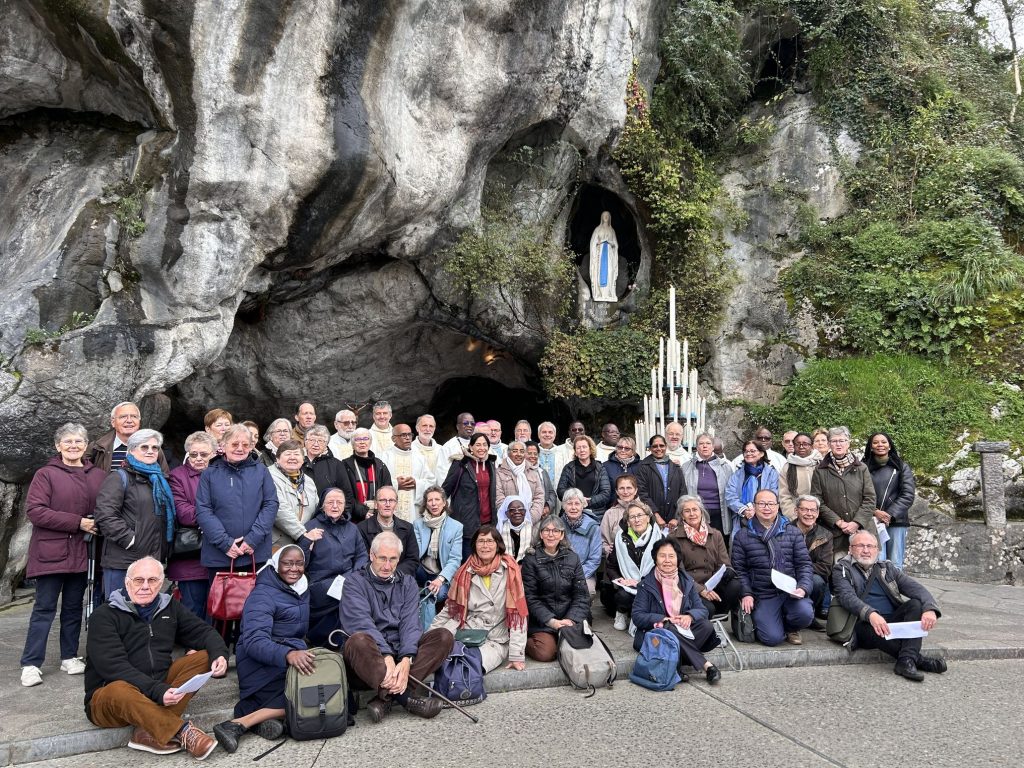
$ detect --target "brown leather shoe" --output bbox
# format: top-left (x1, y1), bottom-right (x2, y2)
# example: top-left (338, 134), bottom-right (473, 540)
top-left (785, 631), bottom-right (803, 645)
top-left (179, 723), bottom-right (217, 760)
top-left (404, 695), bottom-right (444, 719)
top-left (128, 727), bottom-right (182, 755)
top-left (365, 695), bottom-right (392, 723)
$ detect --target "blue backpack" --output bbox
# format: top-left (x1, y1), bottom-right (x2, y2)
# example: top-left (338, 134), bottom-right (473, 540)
top-left (431, 641), bottom-right (486, 706)
top-left (629, 628), bottom-right (682, 691)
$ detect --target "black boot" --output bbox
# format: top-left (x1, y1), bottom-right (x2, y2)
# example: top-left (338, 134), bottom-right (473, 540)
top-left (213, 720), bottom-right (247, 753)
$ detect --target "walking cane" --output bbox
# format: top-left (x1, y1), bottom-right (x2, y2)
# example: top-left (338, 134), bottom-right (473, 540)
top-left (84, 534), bottom-right (96, 629)
top-left (327, 628), bottom-right (480, 724)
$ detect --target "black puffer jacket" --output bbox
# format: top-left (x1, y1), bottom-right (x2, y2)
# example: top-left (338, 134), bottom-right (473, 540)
top-left (94, 466), bottom-right (171, 569)
top-left (866, 460), bottom-right (917, 527)
top-left (84, 591), bottom-right (227, 714)
top-left (521, 546), bottom-right (591, 635)
top-left (634, 455), bottom-right (687, 523)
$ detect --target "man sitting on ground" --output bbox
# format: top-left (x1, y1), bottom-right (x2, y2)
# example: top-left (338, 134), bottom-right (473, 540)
top-left (339, 532), bottom-right (454, 722)
top-left (85, 557), bottom-right (227, 759)
top-left (832, 529), bottom-right (947, 681)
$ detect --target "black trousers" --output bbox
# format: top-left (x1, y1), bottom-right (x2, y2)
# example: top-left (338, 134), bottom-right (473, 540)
top-left (665, 619), bottom-right (720, 671)
top-left (699, 571), bottom-right (743, 618)
top-left (854, 598), bottom-right (923, 663)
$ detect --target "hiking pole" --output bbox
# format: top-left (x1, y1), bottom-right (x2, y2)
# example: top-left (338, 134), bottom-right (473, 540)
top-left (328, 629), bottom-right (479, 724)
top-left (84, 534), bottom-right (96, 629)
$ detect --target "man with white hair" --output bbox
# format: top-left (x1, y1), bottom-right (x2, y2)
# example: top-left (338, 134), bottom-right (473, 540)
top-left (535, 421), bottom-right (566, 489)
top-left (329, 409), bottom-right (359, 460)
top-left (410, 414), bottom-right (441, 475)
top-left (85, 557), bottom-right (226, 758)
top-left (513, 420), bottom-right (532, 443)
top-left (88, 401), bottom-right (170, 472)
top-left (485, 419), bottom-right (507, 461)
top-left (664, 421), bottom-right (690, 466)
top-left (832, 529), bottom-right (947, 681)
top-left (369, 401), bottom-right (394, 456)
top-left (340, 532), bottom-right (454, 722)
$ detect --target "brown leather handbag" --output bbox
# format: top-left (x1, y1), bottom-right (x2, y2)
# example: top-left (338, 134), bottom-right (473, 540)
top-left (207, 555), bottom-right (257, 621)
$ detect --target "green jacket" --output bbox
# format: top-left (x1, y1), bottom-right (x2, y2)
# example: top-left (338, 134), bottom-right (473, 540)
top-left (810, 455), bottom-right (877, 551)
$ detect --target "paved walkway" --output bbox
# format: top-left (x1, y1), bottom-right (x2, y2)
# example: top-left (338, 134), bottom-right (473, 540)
top-left (1, 576), bottom-right (1022, 765)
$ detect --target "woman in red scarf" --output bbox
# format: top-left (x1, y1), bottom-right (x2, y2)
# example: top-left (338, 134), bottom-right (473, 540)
top-left (430, 526), bottom-right (528, 673)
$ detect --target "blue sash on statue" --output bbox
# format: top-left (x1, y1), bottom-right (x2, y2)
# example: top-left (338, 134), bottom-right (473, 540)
top-left (599, 241), bottom-right (609, 287)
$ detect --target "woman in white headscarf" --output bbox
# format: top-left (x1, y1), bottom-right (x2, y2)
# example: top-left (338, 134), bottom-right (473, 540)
top-left (214, 544), bottom-right (311, 753)
top-left (495, 441), bottom-right (545, 522)
top-left (589, 210), bottom-right (619, 302)
top-left (495, 496), bottom-right (532, 562)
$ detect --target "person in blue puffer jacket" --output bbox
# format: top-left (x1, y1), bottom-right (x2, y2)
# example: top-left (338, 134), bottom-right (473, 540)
top-left (298, 488), bottom-right (368, 646)
top-left (732, 489), bottom-right (814, 647)
top-left (214, 544), bottom-right (312, 753)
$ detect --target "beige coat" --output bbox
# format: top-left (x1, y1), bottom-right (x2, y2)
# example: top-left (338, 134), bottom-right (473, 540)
top-left (268, 464), bottom-right (318, 546)
top-left (431, 561), bottom-right (527, 671)
top-left (779, 461), bottom-right (817, 520)
top-left (495, 460), bottom-right (545, 522)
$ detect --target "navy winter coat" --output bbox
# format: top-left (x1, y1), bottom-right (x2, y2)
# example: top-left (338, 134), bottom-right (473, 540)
top-left (339, 565), bottom-right (422, 657)
top-left (604, 454), bottom-right (641, 487)
top-left (631, 568), bottom-right (708, 652)
top-left (731, 516), bottom-right (814, 601)
top-left (298, 511), bottom-right (368, 622)
top-left (235, 567), bottom-right (309, 704)
top-left (196, 457), bottom-right (279, 569)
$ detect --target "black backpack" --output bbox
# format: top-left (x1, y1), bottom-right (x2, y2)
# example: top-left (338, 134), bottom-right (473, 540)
top-left (285, 647), bottom-right (349, 741)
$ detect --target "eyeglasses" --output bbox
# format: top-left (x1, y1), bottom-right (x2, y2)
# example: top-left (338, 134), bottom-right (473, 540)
top-left (754, 501), bottom-right (779, 509)
top-left (830, 438), bottom-right (850, 445)
top-left (59, 439), bottom-right (87, 446)
top-left (136, 445), bottom-right (160, 453)
top-left (271, 428), bottom-right (290, 435)
top-left (461, 420), bottom-right (476, 426)
top-left (378, 498), bottom-right (397, 505)
top-left (616, 444), bottom-right (632, 450)
top-left (337, 419), bottom-right (357, 426)
top-left (188, 451), bottom-right (214, 459)
top-left (540, 528), bottom-right (562, 535)
top-left (353, 437), bottom-right (371, 442)
top-left (129, 577), bottom-right (162, 587)
top-left (850, 543), bottom-right (878, 550)
top-left (305, 437), bottom-right (326, 444)
top-left (627, 514), bottom-right (648, 522)
top-left (279, 560), bottom-right (305, 569)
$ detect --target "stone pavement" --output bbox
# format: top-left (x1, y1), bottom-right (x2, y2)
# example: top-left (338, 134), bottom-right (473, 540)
top-left (1, 576), bottom-right (1022, 765)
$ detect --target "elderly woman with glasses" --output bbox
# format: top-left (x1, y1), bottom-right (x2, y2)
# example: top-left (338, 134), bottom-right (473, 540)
top-left (671, 495), bottom-right (741, 618)
top-left (811, 426), bottom-right (877, 560)
top-left (168, 432), bottom-right (219, 619)
top-left (341, 428), bottom-right (393, 523)
top-left (520, 515), bottom-right (591, 662)
top-left (94, 429), bottom-right (175, 599)
top-left (732, 489), bottom-right (814, 646)
top-left (604, 436), bottom-right (641, 487)
top-left (602, 500), bottom-right (663, 632)
top-left (261, 418), bottom-right (294, 467)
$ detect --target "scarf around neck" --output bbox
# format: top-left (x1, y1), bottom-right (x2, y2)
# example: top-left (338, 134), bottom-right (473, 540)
top-left (654, 568), bottom-right (684, 617)
top-left (682, 519), bottom-right (709, 547)
top-left (447, 554), bottom-right (527, 631)
top-left (125, 455), bottom-right (175, 543)
top-left (615, 524), bottom-right (661, 582)
top-left (502, 456), bottom-right (533, 504)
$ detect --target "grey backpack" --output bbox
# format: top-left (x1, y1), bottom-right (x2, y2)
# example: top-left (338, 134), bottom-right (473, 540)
top-left (557, 622), bottom-right (616, 696)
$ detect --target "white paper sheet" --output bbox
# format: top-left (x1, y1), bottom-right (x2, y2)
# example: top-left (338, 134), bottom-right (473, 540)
top-left (171, 671), bottom-right (212, 695)
top-left (679, 628), bottom-right (695, 640)
top-left (876, 520), bottom-right (890, 546)
top-left (327, 574), bottom-right (345, 600)
top-left (771, 569), bottom-right (800, 596)
top-left (704, 565), bottom-right (727, 591)
top-left (612, 578), bottom-right (638, 595)
top-left (883, 621), bottom-right (928, 640)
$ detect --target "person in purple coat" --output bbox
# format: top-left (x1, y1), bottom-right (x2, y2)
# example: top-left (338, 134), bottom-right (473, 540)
top-left (20, 424), bottom-right (106, 687)
top-left (168, 432), bottom-right (218, 620)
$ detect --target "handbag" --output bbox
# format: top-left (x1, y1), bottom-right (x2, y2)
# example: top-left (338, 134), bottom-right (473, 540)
top-left (454, 628), bottom-right (489, 647)
top-left (730, 608), bottom-right (757, 643)
top-left (207, 555), bottom-right (257, 622)
top-left (172, 525), bottom-right (202, 559)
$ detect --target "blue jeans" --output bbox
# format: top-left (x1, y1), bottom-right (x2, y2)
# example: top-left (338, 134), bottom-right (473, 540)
top-left (810, 574), bottom-right (831, 617)
top-left (175, 578), bottom-right (210, 621)
top-left (102, 568), bottom-right (128, 600)
top-left (887, 526), bottom-right (908, 569)
top-left (415, 565), bottom-right (450, 628)
top-left (752, 594), bottom-right (814, 646)
top-left (21, 572), bottom-right (87, 667)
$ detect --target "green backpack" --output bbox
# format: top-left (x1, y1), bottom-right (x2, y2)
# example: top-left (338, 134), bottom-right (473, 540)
top-left (284, 647), bottom-right (349, 741)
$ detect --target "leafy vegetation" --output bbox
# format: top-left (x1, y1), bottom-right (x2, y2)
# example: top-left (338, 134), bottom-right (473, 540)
top-left (24, 311), bottom-right (95, 347)
top-left (746, 354), bottom-right (1024, 475)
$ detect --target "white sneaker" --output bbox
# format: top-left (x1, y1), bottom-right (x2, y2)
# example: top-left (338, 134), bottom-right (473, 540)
top-left (613, 612), bottom-right (628, 631)
top-left (21, 666), bottom-right (42, 687)
top-left (60, 657), bottom-right (86, 675)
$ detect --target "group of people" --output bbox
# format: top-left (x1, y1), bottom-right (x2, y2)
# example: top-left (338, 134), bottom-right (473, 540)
top-left (17, 400), bottom-right (945, 758)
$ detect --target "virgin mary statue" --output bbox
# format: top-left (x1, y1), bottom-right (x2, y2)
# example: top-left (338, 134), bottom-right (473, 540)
top-left (589, 211), bottom-right (618, 302)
